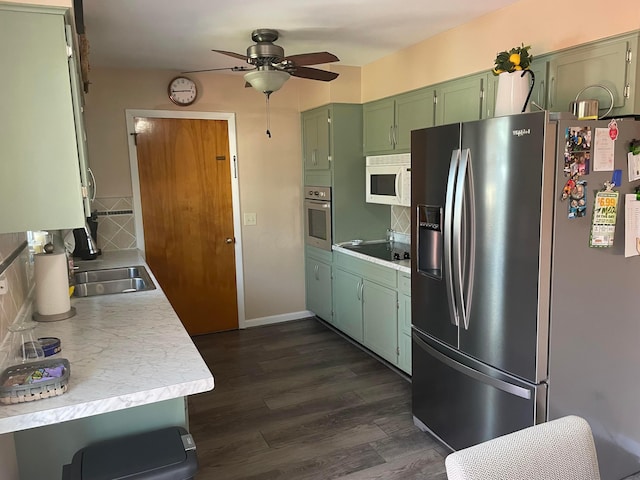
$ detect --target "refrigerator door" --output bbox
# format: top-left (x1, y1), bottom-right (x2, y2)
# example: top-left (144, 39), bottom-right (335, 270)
top-left (548, 119), bottom-right (640, 480)
top-left (457, 112), bottom-right (554, 383)
top-left (411, 123), bottom-right (461, 348)
top-left (412, 329), bottom-right (546, 451)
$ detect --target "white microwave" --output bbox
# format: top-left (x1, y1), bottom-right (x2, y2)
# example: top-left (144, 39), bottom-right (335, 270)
top-left (365, 154), bottom-right (411, 206)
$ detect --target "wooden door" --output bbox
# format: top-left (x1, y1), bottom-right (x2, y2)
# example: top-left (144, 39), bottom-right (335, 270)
top-left (134, 117), bottom-right (238, 335)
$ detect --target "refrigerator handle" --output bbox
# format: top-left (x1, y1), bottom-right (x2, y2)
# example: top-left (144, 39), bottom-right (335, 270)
top-left (444, 149), bottom-right (461, 327)
top-left (412, 332), bottom-right (532, 400)
top-left (455, 149), bottom-right (476, 330)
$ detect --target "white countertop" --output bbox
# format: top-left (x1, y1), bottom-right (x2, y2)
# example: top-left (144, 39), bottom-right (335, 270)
top-left (332, 243), bottom-right (411, 274)
top-left (0, 250), bottom-right (214, 434)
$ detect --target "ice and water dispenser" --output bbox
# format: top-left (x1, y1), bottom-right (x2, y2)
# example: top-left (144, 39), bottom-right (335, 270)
top-left (417, 205), bottom-right (443, 279)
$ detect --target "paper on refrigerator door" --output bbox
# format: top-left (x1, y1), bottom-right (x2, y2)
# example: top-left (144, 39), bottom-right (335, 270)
top-left (624, 194), bottom-right (640, 257)
top-left (628, 152), bottom-right (640, 182)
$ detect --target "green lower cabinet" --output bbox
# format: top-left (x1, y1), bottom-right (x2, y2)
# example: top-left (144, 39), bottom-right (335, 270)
top-left (362, 280), bottom-right (398, 365)
top-left (333, 268), bottom-right (364, 342)
top-left (305, 256), bottom-right (332, 323)
top-left (397, 293), bottom-right (412, 375)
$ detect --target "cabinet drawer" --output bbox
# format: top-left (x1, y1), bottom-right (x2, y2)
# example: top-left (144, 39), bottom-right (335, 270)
top-left (398, 273), bottom-right (411, 295)
top-left (334, 252), bottom-right (397, 288)
top-left (307, 245), bottom-right (333, 264)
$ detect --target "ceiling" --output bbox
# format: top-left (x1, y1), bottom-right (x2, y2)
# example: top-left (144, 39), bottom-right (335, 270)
top-left (81, 0), bottom-right (521, 74)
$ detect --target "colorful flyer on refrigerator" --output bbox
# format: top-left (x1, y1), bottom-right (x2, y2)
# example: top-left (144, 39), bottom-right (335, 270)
top-left (589, 190), bottom-right (619, 247)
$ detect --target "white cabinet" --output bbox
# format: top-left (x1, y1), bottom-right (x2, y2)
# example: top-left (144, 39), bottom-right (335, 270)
top-left (0, 5), bottom-right (89, 233)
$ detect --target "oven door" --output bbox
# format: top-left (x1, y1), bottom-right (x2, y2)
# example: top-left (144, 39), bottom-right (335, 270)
top-left (304, 199), bottom-right (332, 250)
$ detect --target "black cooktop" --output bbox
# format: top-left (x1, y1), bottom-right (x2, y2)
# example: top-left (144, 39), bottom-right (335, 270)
top-left (342, 242), bottom-right (410, 262)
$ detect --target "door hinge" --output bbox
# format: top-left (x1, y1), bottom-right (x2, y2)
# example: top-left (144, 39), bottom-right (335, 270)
top-left (396, 346), bottom-right (400, 356)
top-left (433, 93), bottom-right (438, 105)
top-left (80, 186), bottom-right (88, 199)
top-left (130, 132), bottom-right (138, 146)
top-left (64, 25), bottom-right (73, 58)
top-left (626, 48), bottom-right (633, 63)
top-left (624, 84), bottom-right (631, 99)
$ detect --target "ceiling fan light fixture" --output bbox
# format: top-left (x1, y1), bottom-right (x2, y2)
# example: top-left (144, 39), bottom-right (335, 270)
top-left (244, 69), bottom-right (290, 94)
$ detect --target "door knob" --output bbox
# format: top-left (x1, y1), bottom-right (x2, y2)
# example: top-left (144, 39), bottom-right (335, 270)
top-left (225, 237), bottom-right (234, 244)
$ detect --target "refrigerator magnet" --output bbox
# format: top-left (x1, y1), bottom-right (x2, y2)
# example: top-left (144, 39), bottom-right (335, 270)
top-left (568, 180), bottom-right (587, 219)
top-left (589, 186), bottom-right (619, 247)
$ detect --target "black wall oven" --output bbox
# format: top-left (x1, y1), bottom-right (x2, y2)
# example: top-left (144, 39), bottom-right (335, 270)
top-left (304, 186), bottom-right (332, 251)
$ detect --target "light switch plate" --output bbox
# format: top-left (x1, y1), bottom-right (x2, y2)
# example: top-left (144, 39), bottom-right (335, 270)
top-left (243, 212), bottom-right (257, 226)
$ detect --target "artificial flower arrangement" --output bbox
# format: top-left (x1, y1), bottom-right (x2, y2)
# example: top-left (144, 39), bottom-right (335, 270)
top-left (492, 44), bottom-right (532, 75)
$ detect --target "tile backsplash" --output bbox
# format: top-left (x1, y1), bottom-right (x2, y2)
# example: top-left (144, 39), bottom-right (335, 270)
top-left (0, 232), bottom-right (31, 350)
top-left (391, 205), bottom-right (411, 235)
top-left (93, 197), bottom-right (137, 251)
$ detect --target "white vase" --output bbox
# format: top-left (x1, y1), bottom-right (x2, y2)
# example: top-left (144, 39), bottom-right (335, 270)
top-left (495, 71), bottom-right (533, 117)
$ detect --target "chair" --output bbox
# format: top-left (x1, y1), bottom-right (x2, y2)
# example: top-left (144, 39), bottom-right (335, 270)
top-left (445, 416), bottom-right (601, 480)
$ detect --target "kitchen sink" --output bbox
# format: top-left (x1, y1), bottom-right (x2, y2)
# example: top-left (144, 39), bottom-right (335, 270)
top-left (73, 266), bottom-right (156, 297)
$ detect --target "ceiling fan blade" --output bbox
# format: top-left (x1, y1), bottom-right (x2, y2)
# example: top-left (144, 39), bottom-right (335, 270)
top-left (182, 66), bottom-right (255, 74)
top-left (212, 49), bottom-right (248, 61)
top-left (290, 66), bottom-right (339, 82)
top-left (284, 52), bottom-right (339, 66)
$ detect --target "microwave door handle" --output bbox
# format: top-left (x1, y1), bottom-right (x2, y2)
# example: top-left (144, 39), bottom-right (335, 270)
top-left (395, 169), bottom-right (401, 203)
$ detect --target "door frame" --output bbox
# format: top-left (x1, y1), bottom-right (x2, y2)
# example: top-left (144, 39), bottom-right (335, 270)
top-left (125, 109), bottom-right (246, 329)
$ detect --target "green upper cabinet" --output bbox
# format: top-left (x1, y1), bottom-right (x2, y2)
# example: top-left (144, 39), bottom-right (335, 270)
top-left (434, 73), bottom-right (486, 125)
top-left (363, 98), bottom-right (395, 154)
top-left (302, 107), bottom-right (330, 173)
top-left (363, 88), bottom-right (434, 155)
top-left (548, 32), bottom-right (639, 117)
top-left (0, 5), bottom-right (88, 233)
top-left (528, 56), bottom-right (550, 111)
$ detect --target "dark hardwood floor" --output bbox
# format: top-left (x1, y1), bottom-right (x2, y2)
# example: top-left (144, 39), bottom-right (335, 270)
top-left (188, 317), bottom-right (448, 479)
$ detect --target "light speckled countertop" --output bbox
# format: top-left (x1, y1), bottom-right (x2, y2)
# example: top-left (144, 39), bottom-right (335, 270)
top-left (332, 243), bottom-right (411, 274)
top-left (0, 250), bottom-right (214, 434)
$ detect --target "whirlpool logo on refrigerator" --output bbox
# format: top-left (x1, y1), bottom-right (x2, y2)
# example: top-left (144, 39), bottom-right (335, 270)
top-left (512, 128), bottom-right (531, 137)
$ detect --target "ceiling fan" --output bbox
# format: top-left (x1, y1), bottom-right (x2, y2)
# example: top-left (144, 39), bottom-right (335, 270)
top-left (191, 28), bottom-right (340, 94)
top-left (189, 28), bottom-right (340, 138)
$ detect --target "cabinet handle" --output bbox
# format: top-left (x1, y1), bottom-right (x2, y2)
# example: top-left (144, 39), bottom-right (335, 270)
top-left (314, 264), bottom-right (319, 280)
top-left (392, 125), bottom-right (398, 148)
top-left (356, 281), bottom-right (362, 301)
top-left (312, 149), bottom-right (317, 166)
top-left (388, 126), bottom-right (393, 147)
top-left (538, 79), bottom-right (544, 106)
top-left (549, 77), bottom-right (555, 108)
top-left (359, 282), bottom-right (364, 302)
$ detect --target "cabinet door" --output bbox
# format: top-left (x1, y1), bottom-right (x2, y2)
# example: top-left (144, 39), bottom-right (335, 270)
top-left (0, 7), bottom-right (85, 233)
top-left (363, 98), bottom-right (395, 154)
top-left (529, 59), bottom-right (549, 111)
top-left (549, 37), bottom-right (631, 115)
top-left (67, 24), bottom-right (91, 217)
top-left (394, 89), bottom-right (435, 152)
top-left (302, 109), bottom-right (330, 171)
top-left (397, 293), bottom-right (412, 374)
top-left (362, 280), bottom-right (398, 365)
top-left (435, 75), bottom-right (485, 125)
top-left (333, 268), bottom-right (364, 342)
top-left (306, 259), bottom-right (332, 323)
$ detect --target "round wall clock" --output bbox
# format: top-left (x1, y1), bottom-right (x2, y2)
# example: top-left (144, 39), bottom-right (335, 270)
top-left (168, 76), bottom-right (198, 106)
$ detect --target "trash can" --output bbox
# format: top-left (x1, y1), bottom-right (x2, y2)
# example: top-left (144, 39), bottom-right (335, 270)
top-left (62, 426), bottom-right (198, 480)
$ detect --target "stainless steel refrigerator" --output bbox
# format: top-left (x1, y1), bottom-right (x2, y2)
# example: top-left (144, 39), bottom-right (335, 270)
top-left (410, 110), bottom-right (640, 480)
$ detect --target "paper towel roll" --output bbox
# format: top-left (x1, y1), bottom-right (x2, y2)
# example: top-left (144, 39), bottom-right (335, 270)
top-left (35, 252), bottom-right (71, 316)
